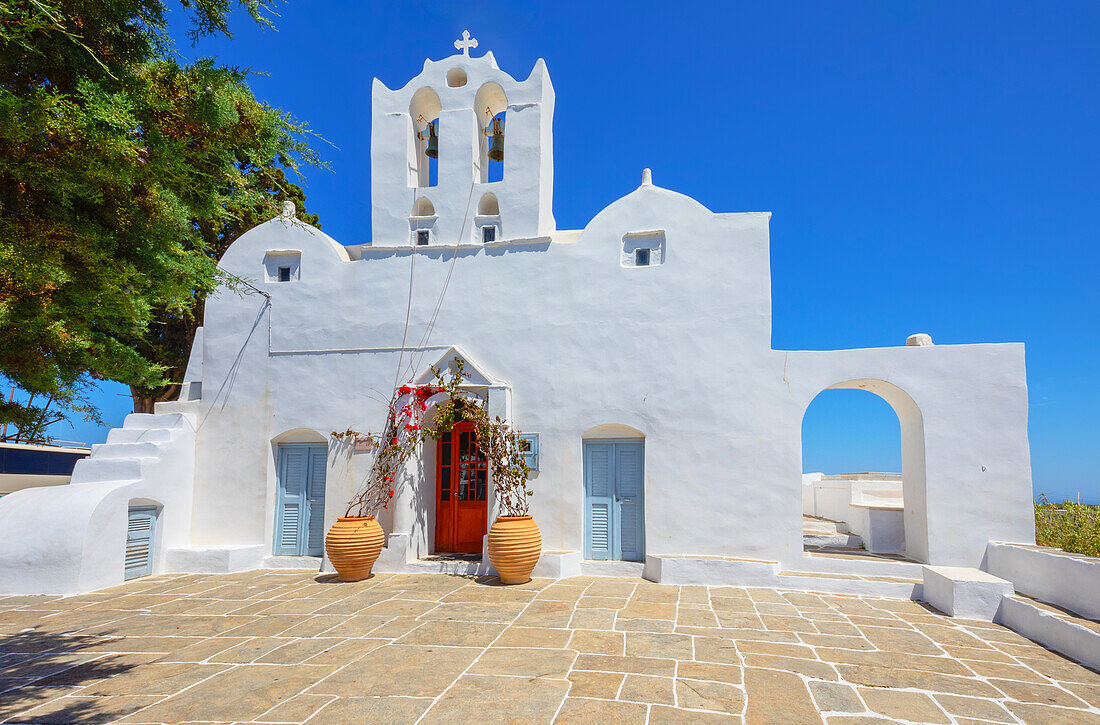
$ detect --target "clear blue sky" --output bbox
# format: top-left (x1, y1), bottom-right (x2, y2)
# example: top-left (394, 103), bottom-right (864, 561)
top-left (54, 1), bottom-right (1099, 503)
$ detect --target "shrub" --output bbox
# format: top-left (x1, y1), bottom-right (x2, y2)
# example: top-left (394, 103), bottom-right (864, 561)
top-left (1035, 494), bottom-right (1100, 558)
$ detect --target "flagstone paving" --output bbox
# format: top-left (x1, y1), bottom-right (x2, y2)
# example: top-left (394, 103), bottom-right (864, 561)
top-left (1, 571), bottom-right (1099, 724)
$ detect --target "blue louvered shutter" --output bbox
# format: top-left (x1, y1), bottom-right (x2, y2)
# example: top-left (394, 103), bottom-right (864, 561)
top-left (275, 447), bottom-right (307, 555)
top-left (125, 507), bottom-right (157, 579)
top-left (305, 447), bottom-right (327, 556)
top-left (584, 443), bottom-right (615, 560)
top-left (615, 442), bottom-right (645, 562)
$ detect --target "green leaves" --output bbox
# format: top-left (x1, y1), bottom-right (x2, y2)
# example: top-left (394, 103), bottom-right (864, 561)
top-left (1036, 494), bottom-right (1100, 558)
top-left (0, 0), bottom-right (322, 436)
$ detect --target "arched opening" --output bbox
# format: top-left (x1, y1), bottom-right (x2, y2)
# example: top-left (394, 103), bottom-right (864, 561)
top-left (800, 380), bottom-right (927, 562)
top-left (270, 429), bottom-right (328, 557)
top-left (582, 423), bottom-right (645, 440)
top-left (476, 192), bottom-right (500, 243)
top-left (582, 424), bottom-right (645, 561)
top-left (411, 197), bottom-right (435, 245)
top-left (446, 67), bottom-right (467, 87)
top-left (477, 192), bottom-right (499, 216)
top-left (409, 87), bottom-right (441, 188)
top-left (474, 82), bottom-right (507, 183)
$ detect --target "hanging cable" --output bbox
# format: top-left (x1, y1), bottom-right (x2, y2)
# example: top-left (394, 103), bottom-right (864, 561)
top-left (401, 177), bottom-right (478, 385)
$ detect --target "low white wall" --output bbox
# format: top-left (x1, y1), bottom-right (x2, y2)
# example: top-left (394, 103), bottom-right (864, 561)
top-left (997, 597), bottom-right (1100, 670)
top-left (851, 504), bottom-right (906, 555)
top-left (802, 474), bottom-right (905, 554)
top-left (985, 541), bottom-right (1100, 621)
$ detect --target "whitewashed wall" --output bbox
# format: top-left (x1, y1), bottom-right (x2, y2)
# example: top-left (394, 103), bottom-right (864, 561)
top-left (190, 175), bottom-right (1034, 570)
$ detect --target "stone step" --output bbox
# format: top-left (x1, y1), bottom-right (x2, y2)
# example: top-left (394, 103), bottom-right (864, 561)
top-left (260, 556), bottom-right (322, 571)
top-left (776, 569), bottom-right (921, 599)
top-left (123, 412), bottom-right (192, 430)
top-left (803, 518), bottom-right (850, 535)
top-left (69, 457), bottom-right (143, 484)
top-left (88, 442), bottom-right (163, 460)
top-left (106, 427), bottom-right (175, 444)
top-left (803, 532), bottom-right (864, 549)
top-left (997, 595), bottom-right (1100, 670)
top-left (581, 560), bottom-right (647, 578)
top-left (406, 558), bottom-right (490, 576)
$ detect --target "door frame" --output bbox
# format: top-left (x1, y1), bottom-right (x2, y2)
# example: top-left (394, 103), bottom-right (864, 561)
top-left (434, 421), bottom-right (489, 555)
top-left (274, 442), bottom-right (327, 556)
top-left (583, 438), bottom-right (646, 562)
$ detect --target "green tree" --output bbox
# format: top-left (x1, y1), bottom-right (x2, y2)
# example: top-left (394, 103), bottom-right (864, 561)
top-left (0, 0), bottom-right (321, 437)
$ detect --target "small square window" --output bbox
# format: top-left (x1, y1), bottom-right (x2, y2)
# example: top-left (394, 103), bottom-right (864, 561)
top-left (518, 433), bottom-right (539, 471)
top-left (635, 248), bottom-right (650, 266)
top-left (277, 266), bottom-right (291, 282)
top-left (416, 229), bottom-right (430, 246)
top-left (482, 225), bottom-right (496, 243)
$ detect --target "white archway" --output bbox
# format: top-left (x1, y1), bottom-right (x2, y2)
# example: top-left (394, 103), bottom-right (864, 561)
top-left (800, 379), bottom-right (928, 562)
top-left (409, 87), bottom-right (441, 188)
top-left (474, 81), bottom-right (507, 182)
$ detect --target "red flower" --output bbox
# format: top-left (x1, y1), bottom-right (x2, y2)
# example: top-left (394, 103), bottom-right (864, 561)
top-left (388, 490), bottom-right (394, 497)
top-left (398, 385), bottom-right (412, 396)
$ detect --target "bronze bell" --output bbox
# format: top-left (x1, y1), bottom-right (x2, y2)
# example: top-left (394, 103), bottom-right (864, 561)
top-left (487, 117), bottom-right (504, 162)
top-left (424, 121), bottom-right (439, 159)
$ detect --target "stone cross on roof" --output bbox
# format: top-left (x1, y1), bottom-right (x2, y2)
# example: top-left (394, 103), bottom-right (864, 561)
top-left (454, 30), bottom-right (478, 56)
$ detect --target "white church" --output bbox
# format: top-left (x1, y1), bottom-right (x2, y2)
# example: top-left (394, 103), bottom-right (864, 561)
top-left (0, 34), bottom-right (1037, 599)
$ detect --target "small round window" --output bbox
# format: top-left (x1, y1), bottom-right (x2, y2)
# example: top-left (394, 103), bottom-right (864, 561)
top-left (446, 68), bottom-right (468, 87)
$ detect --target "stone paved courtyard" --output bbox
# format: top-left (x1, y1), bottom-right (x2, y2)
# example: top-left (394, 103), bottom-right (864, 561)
top-left (1, 571), bottom-right (1099, 724)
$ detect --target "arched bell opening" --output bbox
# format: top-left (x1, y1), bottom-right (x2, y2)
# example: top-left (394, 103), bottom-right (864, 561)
top-left (474, 82), bottom-right (507, 183)
top-left (409, 87), bottom-right (441, 188)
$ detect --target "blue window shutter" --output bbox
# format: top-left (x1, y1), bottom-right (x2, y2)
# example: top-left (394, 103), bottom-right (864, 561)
top-left (584, 443), bottom-right (615, 560)
top-left (275, 447), bottom-right (307, 555)
top-left (125, 506), bottom-right (157, 580)
top-left (520, 433), bottom-right (539, 470)
top-left (306, 448), bottom-right (328, 556)
top-left (615, 442), bottom-right (645, 562)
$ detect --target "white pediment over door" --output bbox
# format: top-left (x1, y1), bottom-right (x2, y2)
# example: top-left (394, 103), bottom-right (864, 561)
top-left (414, 345), bottom-right (507, 389)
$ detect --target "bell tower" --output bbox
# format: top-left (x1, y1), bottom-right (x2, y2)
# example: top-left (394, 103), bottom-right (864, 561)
top-left (370, 32), bottom-right (556, 246)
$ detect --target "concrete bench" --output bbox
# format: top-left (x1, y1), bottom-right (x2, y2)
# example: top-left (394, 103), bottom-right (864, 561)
top-left (922, 565), bottom-right (1014, 620)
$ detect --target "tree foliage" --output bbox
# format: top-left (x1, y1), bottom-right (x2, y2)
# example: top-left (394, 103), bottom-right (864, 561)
top-left (0, 0), bottom-right (322, 437)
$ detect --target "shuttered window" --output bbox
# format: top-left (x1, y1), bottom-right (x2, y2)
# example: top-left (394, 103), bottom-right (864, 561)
top-left (274, 444), bottom-right (328, 556)
top-left (583, 440), bottom-right (645, 562)
top-left (125, 506), bottom-right (158, 580)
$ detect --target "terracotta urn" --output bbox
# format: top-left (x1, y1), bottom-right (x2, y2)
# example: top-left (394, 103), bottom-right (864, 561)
top-left (488, 515), bottom-right (542, 585)
top-left (325, 516), bottom-right (385, 581)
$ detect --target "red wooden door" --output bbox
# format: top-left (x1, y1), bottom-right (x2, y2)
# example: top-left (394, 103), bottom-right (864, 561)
top-left (435, 422), bottom-right (488, 554)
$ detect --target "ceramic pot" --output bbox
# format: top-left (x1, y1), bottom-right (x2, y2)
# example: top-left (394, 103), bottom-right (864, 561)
top-left (487, 515), bottom-right (542, 585)
top-left (325, 516), bottom-right (384, 582)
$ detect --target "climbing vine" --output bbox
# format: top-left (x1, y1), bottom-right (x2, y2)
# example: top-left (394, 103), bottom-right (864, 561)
top-left (340, 358), bottom-right (532, 517)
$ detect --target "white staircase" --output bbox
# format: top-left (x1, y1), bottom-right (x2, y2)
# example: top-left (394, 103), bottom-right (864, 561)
top-left (73, 413), bottom-right (191, 484)
top-left (0, 411), bottom-right (196, 595)
top-left (803, 515), bottom-right (865, 549)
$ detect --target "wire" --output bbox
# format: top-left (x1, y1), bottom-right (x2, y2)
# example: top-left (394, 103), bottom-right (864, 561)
top-left (392, 181), bottom-right (420, 393)
top-left (401, 177), bottom-right (477, 384)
